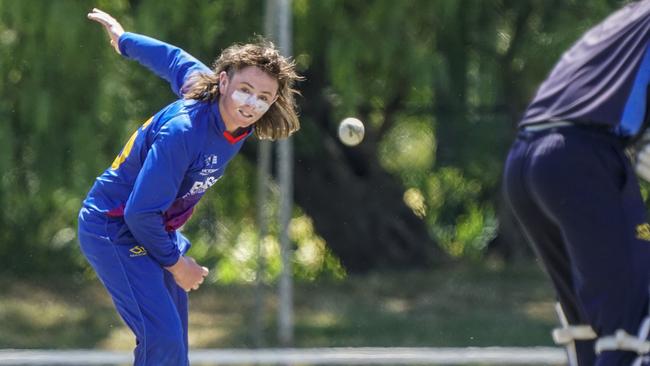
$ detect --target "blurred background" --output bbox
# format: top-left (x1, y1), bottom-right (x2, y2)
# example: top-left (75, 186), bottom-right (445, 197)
top-left (0, 0), bottom-right (634, 355)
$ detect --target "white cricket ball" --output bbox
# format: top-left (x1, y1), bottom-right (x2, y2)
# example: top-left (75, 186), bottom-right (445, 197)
top-left (338, 117), bottom-right (365, 146)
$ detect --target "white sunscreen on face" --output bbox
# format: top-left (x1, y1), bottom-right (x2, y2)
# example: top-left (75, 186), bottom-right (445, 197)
top-left (231, 90), bottom-right (271, 114)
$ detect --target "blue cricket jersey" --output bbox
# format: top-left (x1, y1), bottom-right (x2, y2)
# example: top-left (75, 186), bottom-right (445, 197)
top-left (82, 33), bottom-right (252, 266)
top-left (521, 0), bottom-right (650, 138)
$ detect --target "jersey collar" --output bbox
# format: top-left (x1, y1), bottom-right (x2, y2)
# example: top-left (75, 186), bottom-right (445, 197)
top-left (210, 102), bottom-right (252, 145)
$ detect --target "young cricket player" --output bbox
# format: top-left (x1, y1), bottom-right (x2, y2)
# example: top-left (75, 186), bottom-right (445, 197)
top-left (78, 9), bottom-right (301, 365)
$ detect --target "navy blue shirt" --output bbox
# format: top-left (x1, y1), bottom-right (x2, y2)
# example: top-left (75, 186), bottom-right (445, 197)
top-left (521, 1), bottom-right (650, 138)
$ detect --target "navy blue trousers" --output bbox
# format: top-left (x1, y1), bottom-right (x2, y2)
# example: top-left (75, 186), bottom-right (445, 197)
top-left (504, 125), bottom-right (650, 366)
top-left (78, 207), bottom-right (189, 366)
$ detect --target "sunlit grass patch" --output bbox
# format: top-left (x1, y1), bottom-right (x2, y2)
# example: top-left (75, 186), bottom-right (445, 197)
top-left (0, 263), bottom-right (556, 350)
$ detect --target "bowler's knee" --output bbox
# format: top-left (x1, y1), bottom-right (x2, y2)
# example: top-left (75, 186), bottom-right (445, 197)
top-left (145, 328), bottom-right (186, 364)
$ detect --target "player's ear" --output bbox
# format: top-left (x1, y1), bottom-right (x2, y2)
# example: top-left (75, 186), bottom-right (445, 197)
top-left (218, 71), bottom-right (229, 92)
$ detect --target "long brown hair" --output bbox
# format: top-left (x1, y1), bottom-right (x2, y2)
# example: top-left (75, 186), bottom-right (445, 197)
top-left (183, 38), bottom-right (302, 140)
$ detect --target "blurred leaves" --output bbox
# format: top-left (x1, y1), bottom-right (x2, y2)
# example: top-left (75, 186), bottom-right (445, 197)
top-left (0, 0), bottom-right (626, 277)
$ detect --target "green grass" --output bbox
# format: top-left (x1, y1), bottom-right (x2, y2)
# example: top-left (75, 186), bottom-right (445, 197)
top-left (0, 261), bottom-right (557, 350)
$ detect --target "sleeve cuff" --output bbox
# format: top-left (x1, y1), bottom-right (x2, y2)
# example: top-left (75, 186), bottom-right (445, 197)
top-left (158, 250), bottom-right (182, 268)
top-left (117, 32), bottom-right (133, 57)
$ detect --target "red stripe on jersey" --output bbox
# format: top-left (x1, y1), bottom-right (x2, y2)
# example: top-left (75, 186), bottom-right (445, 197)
top-left (223, 129), bottom-right (251, 144)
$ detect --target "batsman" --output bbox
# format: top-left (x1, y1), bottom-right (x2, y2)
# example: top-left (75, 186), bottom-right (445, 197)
top-left (504, 1), bottom-right (650, 365)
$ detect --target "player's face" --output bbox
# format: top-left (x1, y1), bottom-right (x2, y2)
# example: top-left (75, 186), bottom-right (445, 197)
top-left (218, 66), bottom-right (279, 132)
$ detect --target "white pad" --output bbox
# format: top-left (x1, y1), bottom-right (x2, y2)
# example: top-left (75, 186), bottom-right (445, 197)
top-left (595, 329), bottom-right (650, 354)
top-left (553, 303), bottom-right (597, 366)
top-left (595, 317), bottom-right (650, 356)
top-left (553, 325), bottom-right (597, 345)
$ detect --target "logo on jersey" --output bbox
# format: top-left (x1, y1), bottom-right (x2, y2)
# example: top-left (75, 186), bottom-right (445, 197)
top-left (187, 176), bottom-right (220, 196)
top-left (204, 155), bottom-right (218, 167)
top-left (200, 154), bottom-right (220, 175)
top-left (636, 223), bottom-right (650, 242)
top-left (129, 245), bottom-right (148, 257)
top-left (200, 168), bottom-right (219, 176)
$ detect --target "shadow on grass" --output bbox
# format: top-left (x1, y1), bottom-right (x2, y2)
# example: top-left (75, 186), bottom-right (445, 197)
top-left (193, 261), bottom-right (557, 348)
top-left (0, 276), bottom-right (123, 348)
top-left (0, 261), bottom-right (556, 350)
top-left (286, 262), bottom-right (557, 347)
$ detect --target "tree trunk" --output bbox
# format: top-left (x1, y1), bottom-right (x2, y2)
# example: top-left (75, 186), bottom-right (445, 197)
top-left (293, 142), bottom-right (446, 273)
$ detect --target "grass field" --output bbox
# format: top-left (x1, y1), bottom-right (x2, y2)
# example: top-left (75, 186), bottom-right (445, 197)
top-left (0, 261), bottom-right (557, 350)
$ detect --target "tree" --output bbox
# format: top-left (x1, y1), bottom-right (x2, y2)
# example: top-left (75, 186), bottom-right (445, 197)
top-left (0, 0), bottom-right (626, 276)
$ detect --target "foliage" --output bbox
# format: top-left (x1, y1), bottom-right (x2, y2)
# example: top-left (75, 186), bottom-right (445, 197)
top-left (0, 0), bottom-right (627, 277)
top-left (183, 155), bottom-right (346, 283)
